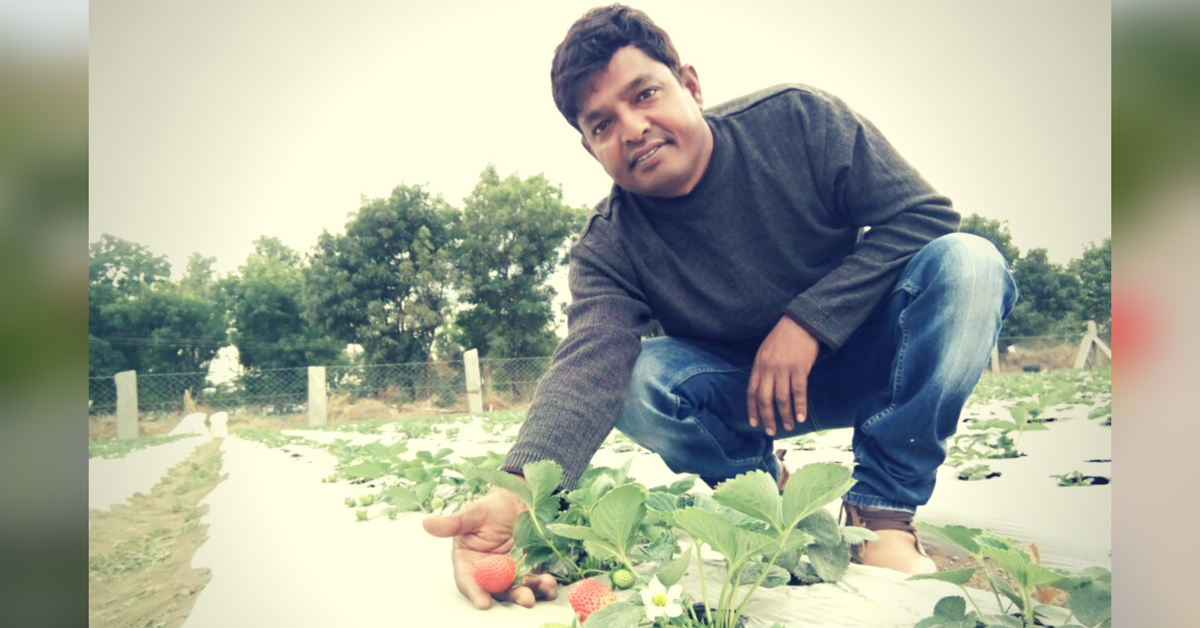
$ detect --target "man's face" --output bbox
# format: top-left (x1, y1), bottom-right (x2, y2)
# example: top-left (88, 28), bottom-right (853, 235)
top-left (576, 46), bottom-right (713, 198)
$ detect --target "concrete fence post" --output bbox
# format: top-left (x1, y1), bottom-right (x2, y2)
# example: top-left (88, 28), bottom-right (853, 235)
top-left (115, 370), bottom-right (139, 440)
top-left (1073, 320), bottom-right (1112, 369)
top-left (990, 343), bottom-right (1001, 375)
top-left (308, 366), bottom-right (327, 426)
top-left (464, 349), bottom-right (483, 414)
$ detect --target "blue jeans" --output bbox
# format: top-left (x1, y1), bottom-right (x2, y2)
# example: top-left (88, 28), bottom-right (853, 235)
top-left (614, 233), bottom-right (1018, 513)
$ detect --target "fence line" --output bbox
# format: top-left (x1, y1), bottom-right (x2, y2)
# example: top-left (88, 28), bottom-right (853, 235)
top-left (89, 331), bottom-right (1108, 421)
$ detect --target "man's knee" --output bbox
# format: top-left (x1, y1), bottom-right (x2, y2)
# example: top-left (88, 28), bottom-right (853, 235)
top-left (916, 233), bottom-right (1016, 309)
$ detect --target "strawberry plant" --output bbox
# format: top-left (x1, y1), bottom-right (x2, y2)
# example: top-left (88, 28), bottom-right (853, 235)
top-left (912, 522), bottom-right (1111, 627)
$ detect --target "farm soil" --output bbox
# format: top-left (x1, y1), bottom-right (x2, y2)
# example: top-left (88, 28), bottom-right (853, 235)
top-left (89, 439), bottom-right (225, 628)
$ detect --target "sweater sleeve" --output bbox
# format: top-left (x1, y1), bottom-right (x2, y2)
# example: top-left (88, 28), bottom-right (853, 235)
top-left (502, 224), bottom-right (652, 489)
top-left (783, 90), bottom-right (960, 349)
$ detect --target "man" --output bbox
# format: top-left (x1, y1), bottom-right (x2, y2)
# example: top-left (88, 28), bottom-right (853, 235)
top-left (424, 4), bottom-right (1017, 608)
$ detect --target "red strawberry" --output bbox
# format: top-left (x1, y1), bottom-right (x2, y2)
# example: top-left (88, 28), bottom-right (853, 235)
top-left (472, 554), bottom-right (516, 594)
top-left (568, 579), bottom-right (616, 623)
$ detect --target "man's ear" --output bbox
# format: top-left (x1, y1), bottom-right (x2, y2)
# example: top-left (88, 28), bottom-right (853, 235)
top-left (580, 135), bottom-right (596, 159)
top-left (680, 64), bottom-right (703, 108)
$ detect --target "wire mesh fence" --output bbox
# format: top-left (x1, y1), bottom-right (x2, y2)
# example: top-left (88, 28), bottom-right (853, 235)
top-left (88, 333), bottom-right (1109, 418)
top-left (88, 355), bottom-right (556, 418)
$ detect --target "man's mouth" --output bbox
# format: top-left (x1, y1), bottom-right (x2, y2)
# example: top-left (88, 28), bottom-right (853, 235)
top-left (630, 143), bottom-right (665, 169)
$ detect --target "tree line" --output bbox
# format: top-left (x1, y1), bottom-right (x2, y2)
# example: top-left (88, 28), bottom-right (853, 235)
top-left (89, 165), bottom-right (1111, 384)
top-left (89, 166), bottom-right (588, 382)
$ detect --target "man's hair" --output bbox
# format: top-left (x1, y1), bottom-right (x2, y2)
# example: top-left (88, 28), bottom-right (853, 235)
top-left (551, 4), bottom-right (683, 131)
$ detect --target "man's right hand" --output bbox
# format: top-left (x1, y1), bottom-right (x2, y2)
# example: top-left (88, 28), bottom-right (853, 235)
top-left (421, 487), bottom-right (558, 609)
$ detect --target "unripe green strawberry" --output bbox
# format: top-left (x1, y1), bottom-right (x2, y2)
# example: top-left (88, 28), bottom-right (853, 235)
top-left (610, 568), bottom-right (635, 589)
top-left (429, 496), bottom-right (445, 510)
top-left (568, 579), bottom-right (616, 623)
top-left (472, 554), bottom-right (516, 594)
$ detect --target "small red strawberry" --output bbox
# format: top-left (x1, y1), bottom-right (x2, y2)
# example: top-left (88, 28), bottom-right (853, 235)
top-left (472, 554), bottom-right (516, 594)
top-left (568, 579), bottom-right (616, 623)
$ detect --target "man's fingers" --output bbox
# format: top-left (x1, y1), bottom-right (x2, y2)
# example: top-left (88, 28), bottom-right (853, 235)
top-left (746, 370), bottom-right (761, 428)
top-left (792, 370), bottom-right (808, 426)
top-left (756, 376), bottom-right (777, 436)
top-left (522, 573), bottom-right (558, 600)
top-left (776, 372), bottom-right (795, 433)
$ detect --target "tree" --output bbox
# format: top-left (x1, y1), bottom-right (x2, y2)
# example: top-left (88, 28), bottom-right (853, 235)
top-left (226, 236), bottom-right (344, 370)
top-left (444, 166), bottom-right (587, 358)
top-left (1070, 237), bottom-right (1111, 331)
top-left (1004, 247), bottom-right (1083, 340)
top-left (958, 213), bottom-right (1020, 267)
top-left (88, 234), bottom-right (172, 342)
top-left (305, 184), bottom-right (456, 367)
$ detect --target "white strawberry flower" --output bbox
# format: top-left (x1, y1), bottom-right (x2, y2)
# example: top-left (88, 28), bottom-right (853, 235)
top-left (641, 576), bottom-right (683, 621)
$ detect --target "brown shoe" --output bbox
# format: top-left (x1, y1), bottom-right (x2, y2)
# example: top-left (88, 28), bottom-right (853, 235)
top-left (775, 449), bottom-right (791, 493)
top-left (841, 502), bottom-right (936, 574)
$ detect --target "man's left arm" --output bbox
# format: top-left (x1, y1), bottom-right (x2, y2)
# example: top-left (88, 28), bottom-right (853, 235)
top-left (748, 90), bottom-right (960, 435)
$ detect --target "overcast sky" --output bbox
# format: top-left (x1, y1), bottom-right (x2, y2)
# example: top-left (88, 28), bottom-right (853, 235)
top-left (91, 0), bottom-right (1111, 282)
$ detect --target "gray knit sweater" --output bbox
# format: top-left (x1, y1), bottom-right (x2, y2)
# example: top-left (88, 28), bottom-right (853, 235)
top-left (504, 84), bottom-right (959, 488)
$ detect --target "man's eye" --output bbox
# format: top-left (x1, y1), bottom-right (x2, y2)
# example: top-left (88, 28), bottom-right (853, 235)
top-left (592, 121), bottom-right (609, 136)
top-left (638, 88), bottom-right (659, 101)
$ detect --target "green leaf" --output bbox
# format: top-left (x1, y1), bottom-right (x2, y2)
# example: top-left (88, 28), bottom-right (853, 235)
top-left (523, 460), bottom-right (563, 508)
top-left (344, 460), bottom-right (385, 480)
top-left (665, 475), bottom-right (698, 495)
top-left (1068, 581), bottom-right (1111, 627)
top-left (806, 541), bottom-right (850, 582)
top-left (469, 467), bottom-right (531, 504)
top-left (646, 490), bottom-right (680, 514)
top-left (546, 524), bottom-right (605, 544)
top-left (908, 567), bottom-right (978, 586)
top-left (839, 525), bottom-right (879, 546)
top-left (713, 470), bottom-right (783, 530)
top-left (381, 486), bottom-right (420, 511)
top-left (982, 546), bottom-right (1063, 590)
top-left (797, 508), bottom-right (841, 546)
top-left (654, 550), bottom-right (692, 588)
top-left (913, 596), bottom-right (975, 628)
top-left (672, 507), bottom-right (776, 569)
top-left (362, 442), bottom-right (393, 459)
top-left (781, 462), bottom-right (855, 528)
top-left (736, 558), bottom-right (792, 587)
top-left (1022, 422), bottom-right (1051, 432)
top-left (413, 481), bottom-right (436, 503)
top-left (977, 613), bottom-right (1022, 627)
top-left (582, 600), bottom-right (642, 628)
top-left (591, 484), bottom-right (647, 558)
top-left (1006, 404), bottom-right (1028, 425)
top-left (916, 522), bottom-right (985, 556)
top-left (1033, 604), bottom-right (1072, 625)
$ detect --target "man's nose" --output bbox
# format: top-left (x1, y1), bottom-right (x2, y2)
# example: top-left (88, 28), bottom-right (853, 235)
top-left (619, 110), bottom-right (651, 144)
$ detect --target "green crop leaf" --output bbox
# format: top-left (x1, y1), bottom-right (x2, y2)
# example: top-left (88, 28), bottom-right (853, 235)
top-left (806, 541), bottom-right (850, 582)
top-left (470, 467), bottom-right (532, 504)
top-left (914, 596), bottom-right (975, 628)
top-left (1023, 422), bottom-right (1051, 432)
top-left (413, 481), bottom-right (436, 503)
top-left (546, 524), bottom-right (605, 544)
top-left (1068, 581), bottom-right (1112, 627)
top-left (362, 442), bottom-right (393, 459)
top-left (797, 508), bottom-right (840, 546)
top-left (523, 460), bottom-right (564, 508)
top-left (381, 486), bottom-right (421, 511)
top-left (591, 484), bottom-right (647, 556)
top-left (908, 567), bottom-right (977, 586)
top-left (1007, 405), bottom-right (1029, 426)
top-left (840, 525), bottom-right (879, 546)
top-left (916, 522), bottom-right (985, 556)
top-left (582, 600), bottom-right (643, 627)
top-left (655, 549), bottom-right (692, 587)
top-left (665, 475), bottom-right (698, 495)
top-left (736, 558), bottom-right (792, 587)
top-left (982, 546), bottom-right (1063, 590)
top-left (977, 614), bottom-right (1022, 627)
top-left (713, 470), bottom-right (783, 530)
top-left (646, 490), bottom-right (680, 514)
top-left (672, 507), bottom-right (777, 570)
top-left (345, 460), bottom-right (385, 480)
top-left (781, 462), bottom-right (855, 528)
